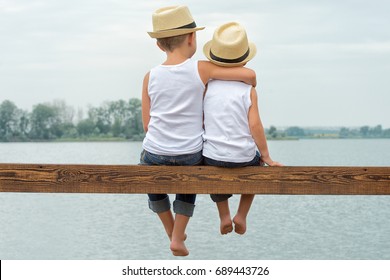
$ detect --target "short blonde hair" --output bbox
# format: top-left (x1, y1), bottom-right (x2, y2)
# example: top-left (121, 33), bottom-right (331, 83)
top-left (157, 33), bottom-right (189, 52)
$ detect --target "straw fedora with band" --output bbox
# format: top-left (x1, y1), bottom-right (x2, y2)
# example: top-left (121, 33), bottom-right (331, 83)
top-left (203, 22), bottom-right (256, 67)
top-left (148, 6), bottom-right (205, 39)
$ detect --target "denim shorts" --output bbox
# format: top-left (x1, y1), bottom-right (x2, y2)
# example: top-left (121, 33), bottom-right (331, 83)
top-left (140, 149), bottom-right (203, 217)
top-left (204, 151), bottom-right (263, 202)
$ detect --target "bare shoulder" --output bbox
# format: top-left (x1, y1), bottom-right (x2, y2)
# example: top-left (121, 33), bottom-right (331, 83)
top-left (144, 71), bottom-right (150, 81)
top-left (143, 72), bottom-right (150, 86)
top-left (142, 72), bottom-right (151, 94)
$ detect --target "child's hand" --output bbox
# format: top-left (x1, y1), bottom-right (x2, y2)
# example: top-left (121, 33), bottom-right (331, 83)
top-left (267, 161), bottom-right (284, 167)
top-left (260, 156), bottom-right (283, 167)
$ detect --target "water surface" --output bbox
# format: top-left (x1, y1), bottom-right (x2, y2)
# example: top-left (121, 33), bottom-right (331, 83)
top-left (1, 140), bottom-right (389, 259)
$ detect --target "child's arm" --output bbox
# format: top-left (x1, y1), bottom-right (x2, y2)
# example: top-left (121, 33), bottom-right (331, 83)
top-left (248, 87), bottom-right (283, 166)
top-left (141, 72), bottom-right (151, 132)
top-left (198, 61), bottom-right (256, 87)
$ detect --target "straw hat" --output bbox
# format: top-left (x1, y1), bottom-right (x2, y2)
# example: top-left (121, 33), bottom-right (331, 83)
top-left (148, 6), bottom-right (205, 39)
top-left (203, 22), bottom-right (256, 67)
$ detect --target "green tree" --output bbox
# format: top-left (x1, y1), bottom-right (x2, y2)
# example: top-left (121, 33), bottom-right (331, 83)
top-left (339, 127), bottom-right (350, 138)
top-left (51, 100), bottom-right (76, 138)
top-left (18, 110), bottom-right (30, 139)
top-left (112, 118), bottom-right (122, 137)
top-left (29, 104), bottom-right (59, 140)
top-left (124, 98), bottom-right (143, 139)
top-left (0, 100), bottom-right (19, 141)
top-left (285, 126), bottom-right (305, 137)
top-left (370, 125), bottom-right (382, 137)
top-left (88, 104), bottom-right (111, 135)
top-left (109, 99), bottom-right (130, 137)
top-left (268, 126), bottom-right (277, 138)
top-left (77, 119), bottom-right (96, 136)
top-left (360, 126), bottom-right (369, 137)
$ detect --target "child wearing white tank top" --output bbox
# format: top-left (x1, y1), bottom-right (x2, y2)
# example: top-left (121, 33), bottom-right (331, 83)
top-left (202, 22), bottom-right (283, 236)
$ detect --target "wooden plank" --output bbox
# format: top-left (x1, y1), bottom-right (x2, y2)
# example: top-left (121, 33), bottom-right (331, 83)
top-left (0, 164), bottom-right (389, 195)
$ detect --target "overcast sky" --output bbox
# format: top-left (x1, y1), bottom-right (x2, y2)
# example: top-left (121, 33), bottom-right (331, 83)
top-left (1, 0), bottom-right (389, 127)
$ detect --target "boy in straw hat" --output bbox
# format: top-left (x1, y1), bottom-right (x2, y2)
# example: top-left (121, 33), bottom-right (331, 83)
top-left (202, 22), bottom-right (283, 235)
top-left (141, 6), bottom-right (257, 256)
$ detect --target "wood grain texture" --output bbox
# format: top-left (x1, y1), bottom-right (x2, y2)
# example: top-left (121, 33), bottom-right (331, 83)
top-left (0, 164), bottom-right (389, 195)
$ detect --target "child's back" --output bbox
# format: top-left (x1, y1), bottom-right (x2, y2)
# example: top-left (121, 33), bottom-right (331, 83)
top-left (144, 59), bottom-right (204, 155)
top-left (203, 80), bottom-right (256, 162)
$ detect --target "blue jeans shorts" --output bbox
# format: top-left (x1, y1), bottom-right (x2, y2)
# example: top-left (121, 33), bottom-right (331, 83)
top-left (204, 151), bottom-right (263, 203)
top-left (140, 149), bottom-right (203, 217)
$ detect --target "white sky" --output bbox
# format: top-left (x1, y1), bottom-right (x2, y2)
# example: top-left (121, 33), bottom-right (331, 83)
top-left (1, 0), bottom-right (389, 127)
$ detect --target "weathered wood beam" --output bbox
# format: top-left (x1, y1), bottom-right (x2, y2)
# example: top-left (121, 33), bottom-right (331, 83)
top-left (0, 164), bottom-right (389, 195)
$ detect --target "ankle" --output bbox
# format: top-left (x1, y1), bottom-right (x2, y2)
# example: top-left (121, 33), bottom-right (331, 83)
top-left (233, 215), bottom-right (247, 235)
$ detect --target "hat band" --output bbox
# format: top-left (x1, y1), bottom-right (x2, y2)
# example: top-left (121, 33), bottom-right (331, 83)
top-left (174, 21), bottom-right (197, 29)
top-left (210, 48), bottom-right (250, 64)
top-left (160, 21), bottom-right (197, 32)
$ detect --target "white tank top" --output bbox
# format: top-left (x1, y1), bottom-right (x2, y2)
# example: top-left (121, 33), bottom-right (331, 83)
top-left (142, 59), bottom-right (205, 155)
top-left (203, 80), bottom-right (257, 162)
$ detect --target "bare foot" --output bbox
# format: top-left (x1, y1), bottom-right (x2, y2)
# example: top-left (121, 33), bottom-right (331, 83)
top-left (233, 215), bottom-right (247, 235)
top-left (170, 239), bottom-right (189, 256)
top-left (220, 216), bottom-right (233, 235)
top-left (168, 233), bottom-right (187, 241)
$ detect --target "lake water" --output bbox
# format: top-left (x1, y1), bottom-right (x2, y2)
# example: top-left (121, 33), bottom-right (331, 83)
top-left (0, 139), bottom-right (389, 260)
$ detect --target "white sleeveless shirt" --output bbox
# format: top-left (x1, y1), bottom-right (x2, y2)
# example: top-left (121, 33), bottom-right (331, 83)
top-left (142, 59), bottom-right (205, 155)
top-left (203, 80), bottom-right (257, 162)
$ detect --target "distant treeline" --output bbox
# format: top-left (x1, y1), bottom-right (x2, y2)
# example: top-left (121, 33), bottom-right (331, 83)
top-left (1, 99), bottom-right (389, 142)
top-left (267, 125), bottom-right (390, 139)
top-left (0, 99), bottom-right (144, 142)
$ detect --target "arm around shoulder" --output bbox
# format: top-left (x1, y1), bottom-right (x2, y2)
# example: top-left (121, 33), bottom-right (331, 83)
top-left (198, 61), bottom-right (257, 87)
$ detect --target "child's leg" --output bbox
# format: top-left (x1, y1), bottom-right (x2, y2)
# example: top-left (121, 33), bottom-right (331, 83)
top-left (211, 194), bottom-right (233, 235)
top-left (216, 200), bottom-right (233, 235)
top-left (157, 211), bottom-right (187, 241)
top-left (170, 195), bottom-right (196, 256)
top-left (170, 214), bottom-right (190, 256)
top-left (233, 194), bottom-right (255, 234)
top-left (148, 194), bottom-right (174, 239)
top-left (157, 210), bottom-right (175, 240)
